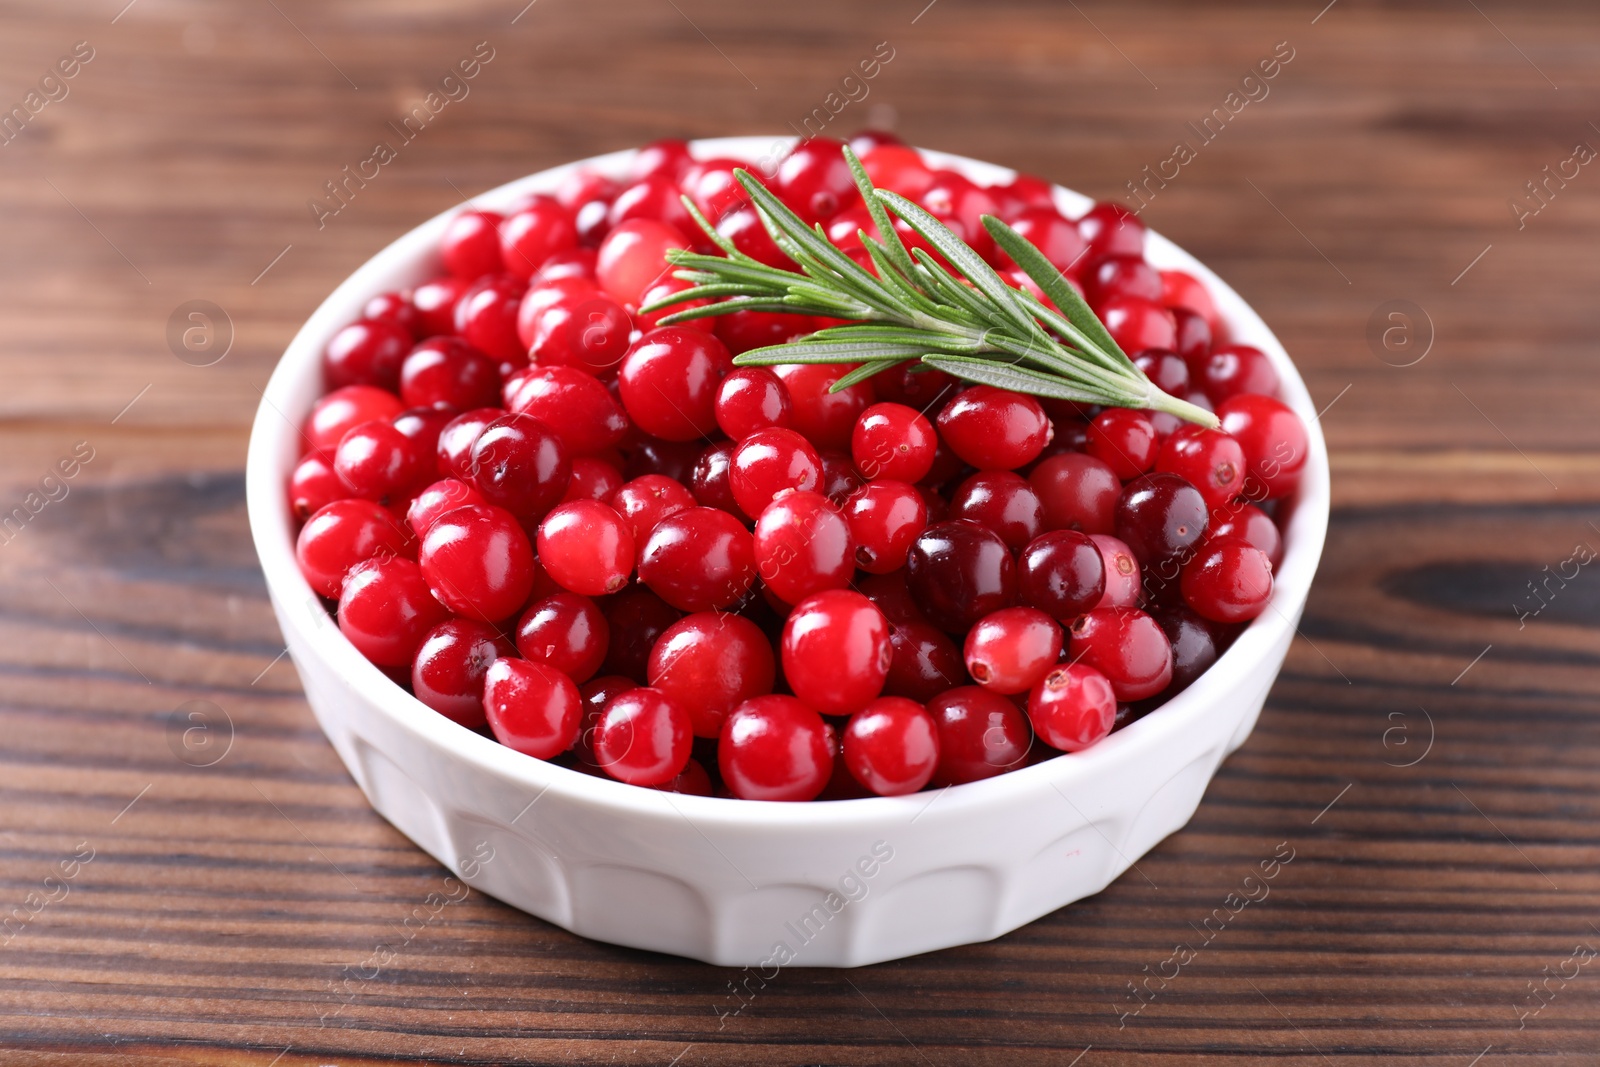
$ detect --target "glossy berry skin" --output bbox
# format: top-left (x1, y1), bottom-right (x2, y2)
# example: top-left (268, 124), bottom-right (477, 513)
top-left (529, 296), bottom-right (633, 376)
top-left (573, 675), bottom-right (633, 767)
top-left (715, 367), bottom-right (792, 440)
top-left (685, 441), bottom-right (738, 514)
top-left (1078, 201), bottom-right (1146, 259)
top-left (333, 421), bottom-right (427, 504)
top-left (1086, 408), bottom-right (1158, 480)
top-left (295, 498), bottom-right (412, 599)
top-left (594, 687), bottom-right (692, 786)
top-left (964, 607), bottom-right (1063, 694)
top-left (649, 612), bottom-right (776, 738)
top-left (636, 275), bottom-right (711, 333)
top-left (561, 456), bottom-right (624, 504)
top-left (843, 480), bottom-right (928, 574)
top-left (773, 363), bottom-right (876, 452)
top-left (926, 686), bottom-right (1032, 786)
top-left (718, 696), bottom-right (833, 802)
top-left (393, 401), bottom-right (470, 479)
top-left (781, 590), bottom-right (892, 715)
top-left (537, 500), bottom-right (635, 597)
top-left (1172, 308), bottom-right (1213, 363)
top-left (937, 386), bottom-right (1051, 470)
top-left (1197, 344), bottom-right (1279, 404)
top-left (418, 503), bottom-right (536, 622)
top-left (1156, 606), bottom-right (1225, 692)
top-left (1216, 394), bottom-right (1309, 500)
top-left (600, 587), bottom-right (682, 681)
top-left (506, 366), bottom-right (629, 457)
top-left (638, 507), bottom-right (757, 612)
top-left (851, 402), bottom-right (936, 483)
top-left (624, 435), bottom-right (701, 485)
top-left (516, 592), bottom-right (609, 683)
top-left (730, 428), bottom-right (823, 518)
top-left (411, 275), bottom-right (473, 338)
top-left (818, 450), bottom-right (865, 506)
top-left (843, 698), bottom-right (940, 796)
top-left (412, 618), bottom-right (506, 727)
top-left (631, 138), bottom-right (693, 182)
top-left (1027, 663), bottom-right (1117, 752)
top-left (1019, 530), bottom-right (1106, 622)
top-left (467, 413), bottom-right (571, 523)
top-left (1083, 254), bottom-right (1163, 307)
top-left (683, 156), bottom-right (752, 221)
top-left (1090, 533), bottom-right (1142, 610)
top-left (1069, 608), bottom-right (1173, 701)
top-left (289, 453), bottom-right (345, 522)
top-left (861, 144), bottom-right (935, 198)
top-left (399, 337), bottom-right (500, 411)
top-left (440, 209), bottom-right (505, 278)
top-left (777, 138), bottom-right (859, 223)
top-left (714, 209), bottom-right (794, 271)
top-left (610, 474), bottom-right (696, 545)
top-left (482, 658), bottom-right (582, 759)
top-left (406, 477), bottom-right (486, 538)
top-left (434, 407), bottom-right (503, 481)
top-left (618, 327), bottom-right (733, 442)
top-left (921, 171), bottom-right (999, 260)
top-left (753, 490), bottom-right (854, 605)
top-left (454, 274), bottom-right (529, 366)
top-left (518, 276), bottom-right (603, 348)
top-left (499, 199), bottom-right (580, 280)
top-left (1100, 295), bottom-right (1176, 354)
top-left (1029, 453), bottom-right (1121, 535)
top-left (1006, 208), bottom-right (1087, 272)
top-left (1181, 535), bottom-right (1274, 623)
top-left (905, 521), bottom-right (1017, 633)
top-left (364, 291), bottom-right (421, 336)
top-left (1211, 503), bottom-right (1283, 568)
top-left (1115, 473), bottom-right (1210, 565)
top-left (305, 386), bottom-right (406, 457)
top-left (883, 619), bottom-right (967, 702)
top-left (596, 219), bottom-right (688, 307)
top-left (325, 320), bottom-right (412, 391)
top-left (337, 556), bottom-right (450, 668)
top-left (1133, 349), bottom-right (1191, 398)
top-left (1157, 426), bottom-right (1246, 510)
top-left (949, 471), bottom-right (1045, 551)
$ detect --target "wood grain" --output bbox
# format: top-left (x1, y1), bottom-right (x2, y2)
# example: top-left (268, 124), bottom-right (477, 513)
top-left (2, 0), bottom-right (1599, 1063)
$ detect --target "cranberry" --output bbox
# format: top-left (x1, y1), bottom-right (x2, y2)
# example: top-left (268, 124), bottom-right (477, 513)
top-left (718, 696), bottom-right (833, 802)
top-left (337, 556), bottom-right (450, 668)
top-left (729, 427), bottom-right (823, 518)
top-left (773, 363), bottom-right (876, 452)
top-left (574, 675), bottom-right (634, 767)
top-left (440, 210), bottom-right (506, 278)
top-left (754, 490), bottom-right (854, 605)
top-left (540, 247), bottom-right (598, 280)
top-left (776, 138), bottom-right (859, 223)
top-left (1155, 606), bottom-right (1225, 692)
top-left (364, 291), bottom-right (421, 337)
top-left (398, 338), bottom-right (498, 411)
top-left (990, 173), bottom-right (1056, 218)
top-left (1029, 453), bottom-right (1120, 535)
top-left (1069, 608), bottom-right (1172, 701)
top-left (1134, 349), bottom-right (1191, 398)
top-left (433, 407), bottom-right (501, 481)
top-left (529, 297), bottom-right (633, 375)
top-left (608, 176), bottom-right (695, 233)
top-left (1027, 663), bottom-right (1116, 752)
top-left (500, 199), bottom-right (579, 280)
top-left (482, 658), bottom-right (582, 759)
top-left (1100, 295), bottom-right (1177, 354)
top-left (1084, 255), bottom-right (1163, 307)
top-left (714, 208), bottom-right (794, 270)
top-left (715, 368), bottom-right (792, 441)
top-left (858, 570), bottom-right (924, 626)
top-left (558, 168), bottom-right (618, 209)
top-left (1172, 308), bottom-right (1213, 363)
top-left (1211, 503), bottom-right (1283, 568)
top-left (1216, 394), bottom-right (1309, 500)
top-left (597, 219), bottom-right (688, 308)
top-left (638, 507), bottom-right (757, 611)
top-left (861, 144), bottom-right (934, 199)
top-left (406, 477), bottom-right (486, 538)
top-left (333, 421), bottom-right (427, 505)
top-left (964, 607), bottom-right (1062, 694)
top-left (517, 276), bottom-right (603, 349)
top-left (515, 593), bottom-right (609, 684)
top-left (1161, 268), bottom-right (1219, 327)
top-left (905, 521), bottom-right (1016, 632)
top-left (390, 408), bottom-right (453, 485)
top-left (649, 612), bottom-right (776, 738)
top-left (289, 453), bottom-right (345, 522)
top-left (296, 498), bottom-right (412, 599)
top-left (683, 156), bottom-right (753, 221)
top-left (883, 619), bottom-right (966, 702)
top-left (1115, 473), bottom-right (1209, 564)
top-left (505, 366), bottom-right (629, 457)
top-left (416, 503), bottom-right (535, 622)
top-left (305, 385), bottom-right (405, 456)
top-left (411, 275), bottom-right (473, 337)
top-left (610, 474), bottom-right (696, 545)
top-left (1089, 534), bottom-right (1142, 610)
top-left (618, 327), bottom-right (733, 442)
top-left (632, 138), bottom-right (693, 182)
top-left (1181, 535), bottom-right (1273, 623)
top-left (600, 587), bottom-right (681, 681)
top-left (1153, 423), bottom-right (1242, 505)
top-left (324, 320), bottom-right (412, 391)
top-left (561, 456), bottom-right (624, 504)
top-left (926, 686), bottom-right (1032, 785)
top-left (1019, 530), bottom-right (1106, 621)
top-left (851, 402), bottom-right (936, 483)
top-left (1078, 201), bottom-right (1146, 259)
top-left (653, 759), bottom-right (713, 796)
top-left (937, 386), bottom-right (1050, 470)
top-left (466, 413), bottom-right (571, 523)
top-left (781, 590), bottom-right (892, 715)
top-left (843, 697), bottom-right (940, 796)
top-left (1198, 344), bottom-right (1279, 404)
top-left (843, 480), bottom-right (928, 574)
top-left (454, 274), bottom-right (528, 366)
top-left (594, 687), bottom-right (692, 786)
top-left (949, 471), bottom-right (1045, 551)
top-left (920, 171), bottom-right (999, 260)
top-left (1005, 208), bottom-right (1087, 273)
top-left (623, 434), bottom-right (702, 484)
top-left (874, 362), bottom-right (958, 410)
top-left (537, 500), bottom-right (635, 597)
top-left (825, 204), bottom-right (875, 250)
top-left (412, 617), bottom-right (507, 727)
top-left (690, 441), bottom-right (740, 514)
top-left (818, 449), bottom-right (866, 505)
top-left (1086, 407), bottom-right (1158, 480)
top-left (636, 275), bottom-right (712, 333)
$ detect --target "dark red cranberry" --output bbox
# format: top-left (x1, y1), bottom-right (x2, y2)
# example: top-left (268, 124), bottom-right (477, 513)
top-left (949, 471), bottom-right (1045, 551)
top-left (883, 619), bottom-right (967, 703)
top-left (1005, 208), bottom-right (1087, 272)
top-left (466, 413), bottom-right (571, 523)
top-left (690, 440), bottom-right (741, 514)
top-left (411, 275), bottom-right (473, 338)
top-left (623, 434), bottom-right (702, 485)
top-left (1133, 349), bottom-right (1191, 398)
top-left (600, 587), bottom-right (681, 681)
top-left (905, 520), bottom-right (1017, 632)
top-left (926, 686), bottom-right (1032, 785)
top-left (1115, 473), bottom-right (1210, 565)
top-left (1154, 606), bottom-right (1225, 692)
top-left (1029, 453), bottom-right (1121, 535)
top-left (1019, 529), bottom-right (1106, 622)
top-left (399, 337), bottom-right (500, 411)
top-left (1172, 308), bottom-right (1213, 363)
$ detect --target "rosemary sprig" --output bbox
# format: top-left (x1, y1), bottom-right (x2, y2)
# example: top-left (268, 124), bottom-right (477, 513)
top-left (640, 146), bottom-right (1219, 429)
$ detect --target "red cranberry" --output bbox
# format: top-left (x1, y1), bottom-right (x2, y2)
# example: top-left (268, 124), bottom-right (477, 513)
top-left (506, 366), bottom-right (629, 457)
top-left (434, 407), bottom-right (502, 481)
top-left (1133, 349), bottom-right (1191, 398)
top-left (862, 144), bottom-right (934, 198)
top-left (1086, 408), bottom-right (1158, 480)
top-left (990, 172), bottom-right (1056, 218)
top-left (537, 500), bottom-right (635, 597)
top-left (636, 275), bottom-right (712, 333)
top-left (411, 275), bottom-right (473, 338)
top-left (561, 455), bottom-right (624, 504)
top-left (500, 199), bottom-right (579, 280)
top-left (690, 441), bottom-right (740, 514)
top-left (964, 606), bottom-right (1063, 694)
top-left (716, 367), bottom-right (793, 440)
top-left (618, 327), bottom-right (733, 442)
top-left (539, 247), bottom-right (598, 281)
top-left (1211, 503), bottom-right (1283, 568)
top-left (949, 471), bottom-right (1045, 551)
top-left (517, 276), bottom-right (603, 349)
top-left (781, 590), bottom-right (892, 715)
top-left (466, 413), bottom-right (571, 523)
top-left (1100, 295), bottom-right (1177, 354)
top-left (608, 176), bottom-right (694, 233)
top-left (454, 274), bottom-right (528, 366)
top-left (843, 697), bottom-right (940, 796)
top-left (1027, 663), bottom-right (1116, 752)
top-left (296, 498), bottom-right (413, 599)
top-left (719, 695), bottom-right (833, 802)
top-left (514, 592), bottom-right (608, 683)
top-left (594, 687), bottom-right (692, 786)
top-left (653, 759), bottom-right (713, 796)
top-left (337, 556), bottom-right (450, 667)
top-left (1161, 269), bottom-right (1219, 328)
top-left (683, 156), bottom-right (752, 221)
top-left (333, 421), bottom-right (427, 505)
top-left (1172, 308), bottom-right (1213, 363)
top-left (1154, 606), bottom-right (1225, 692)
top-left (596, 219), bottom-right (688, 308)
top-left (937, 386), bottom-right (1050, 470)
top-left (289, 453), bottom-right (345, 522)
top-left (825, 204), bottom-right (874, 250)
top-left (649, 612), bottom-right (776, 738)
top-left (529, 297), bottom-right (633, 376)
top-left (638, 507), bottom-right (757, 611)
top-left (412, 617), bottom-right (507, 727)
top-left (843, 479), bottom-right (928, 574)
top-left (851, 402), bottom-right (936, 483)
top-left (440, 210), bottom-right (505, 278)
top-left (407, 477), bottom-right (486, 538)
top-left (610, 474), bottom-right (696, 545)
top-left (399, 337), bottom-right (499, 410)
top-left (927, 686), bottom-right (1032, 785)
top-left (305, 386), bottom-right (405, 456)
top-left (777, 138), bottom-right (859, 223)
top-left (1019, 530), bottom-right (1106, 621)
top-left (714, 208), bottom-right (794, 270)
top-left (600, 587), bottom-right (681, 681)
top-left (858, 569), bottom-right (925, 627)
top-left (1069, 608), bottom-right (1172, 701)
top-left (818, 449), bottom-right (866, 506)
top-left (324, 320), bottom-right (412, 391)
top-left (1089, 534), bottom-right (1142, 610)
top-left (883, 619), bottom-right (966, 702)
top-left (574, 675), bottom-right (634, 767)
top-left (1216, 394), bottom-right (1309, 500)
top-left (1115, 473), bottom-right (1209, 564)
top-left (730, 427), bottom-right (823, 518)
top-left (1198, 344), bottom-right (1279, 404)
top-left (1181, 535), bottom-right (1273, 623)
top-left (773, 363), bottom-right (876, 452)
top-left (1078, 201), bottom-right (1146, 259)
top-left (482, 658), bottom-right (582, 759)
top-left (1154, 426), bottom-right (1243, 511)
top-left (905, 521), bottom-right (1017, 632)
top-left (632, 138), bottom-right (693, 182)
top-left (1006, 208), bottom-right (1087, 273)
top-left (1083, 255), bottom-right (1162, 306)
top-left (921, 171), bottom-right (999, 260)
top-left (417, 503), bottom-right (535, 622)
top-left (1029, 453), bottom-right (1120, 535)
top-left (364, 291), bottom-right (421, 337)
top-left (754, 490), bottom-right (854, 605)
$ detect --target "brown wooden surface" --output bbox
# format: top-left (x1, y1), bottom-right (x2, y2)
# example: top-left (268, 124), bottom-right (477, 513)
top-left (2, 0), bottom-right (1599, 1063)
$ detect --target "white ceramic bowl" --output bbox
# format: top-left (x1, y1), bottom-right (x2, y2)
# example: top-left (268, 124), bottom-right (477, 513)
top-left (247, 137), bottom-right (1329, 968)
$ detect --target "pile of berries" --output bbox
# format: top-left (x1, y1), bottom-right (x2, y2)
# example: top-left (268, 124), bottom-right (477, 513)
top-left (288, 133), bottom-right (1309, 802)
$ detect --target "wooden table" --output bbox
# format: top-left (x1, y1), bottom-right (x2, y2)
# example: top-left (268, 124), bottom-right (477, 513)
top-left (3, 1), bottom-right (1597, 1062)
